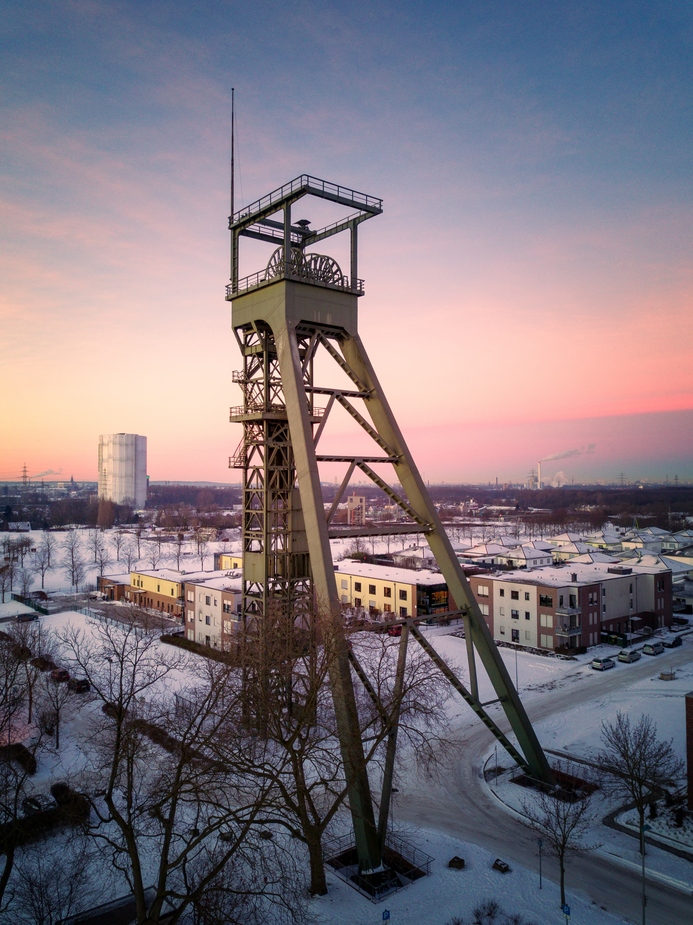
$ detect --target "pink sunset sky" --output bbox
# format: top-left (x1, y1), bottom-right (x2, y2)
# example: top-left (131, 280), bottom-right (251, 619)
top-left (1, 2), bottom-right (692, 485)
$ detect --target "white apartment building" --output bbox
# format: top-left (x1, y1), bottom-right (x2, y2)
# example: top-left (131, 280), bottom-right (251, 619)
top-left (98, 433), bottom-right (147, 508)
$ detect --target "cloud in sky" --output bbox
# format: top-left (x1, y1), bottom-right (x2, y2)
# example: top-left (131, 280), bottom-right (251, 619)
top-left (1, 1), bottom-right (692, 482)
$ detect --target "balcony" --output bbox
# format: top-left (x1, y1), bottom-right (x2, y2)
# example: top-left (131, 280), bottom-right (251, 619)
top-left (226, 270), bottom-right (364, 301)
top-left (556, 606), bottom-right (581, 618)
top-left (555, 623), bottom-right (582, 638)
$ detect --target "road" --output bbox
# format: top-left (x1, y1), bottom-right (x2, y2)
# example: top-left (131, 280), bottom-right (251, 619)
top-left (397, 643), bottom-right (693, 924)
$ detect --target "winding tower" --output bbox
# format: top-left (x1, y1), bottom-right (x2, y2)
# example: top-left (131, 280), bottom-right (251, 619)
top-left (226, 176), bottom-right (552, 876)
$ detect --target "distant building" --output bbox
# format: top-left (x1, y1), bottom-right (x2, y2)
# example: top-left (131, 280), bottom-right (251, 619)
top-left (98, 434), bottom-right (147, 508)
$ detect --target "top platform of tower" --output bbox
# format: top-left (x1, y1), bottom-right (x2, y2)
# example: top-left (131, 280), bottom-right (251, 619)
top-left (226, 175), bottom-right (382, 302)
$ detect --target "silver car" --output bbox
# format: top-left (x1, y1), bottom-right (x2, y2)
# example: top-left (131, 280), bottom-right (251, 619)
top-left (618, 649), bottom-right (641, 663)
top-left (591, 657), bottom-right (615, 671)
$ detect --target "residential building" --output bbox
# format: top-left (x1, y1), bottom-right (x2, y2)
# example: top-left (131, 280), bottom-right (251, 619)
top-left (346, 493), bottom-right (366, 526)
top-left (335, 560), bottom-right (448, 618)
top-left (469, 560), bottom-right (673, 652)
top-left (127, 568), bottom-right (185, 618)
top-left (183, 575), bottom-right (243, 648)
top-left (98, 433), bottom-right (147, 508)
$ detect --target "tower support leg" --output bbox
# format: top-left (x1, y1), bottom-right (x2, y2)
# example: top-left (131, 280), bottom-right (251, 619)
top-left (273, 318), bottom-right (383, 872)
top-left (340, 332), bottom-right (553, 784)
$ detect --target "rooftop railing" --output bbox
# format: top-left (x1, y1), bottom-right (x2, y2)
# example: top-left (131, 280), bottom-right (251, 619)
top-left (232, 175), bottom-right (382, 226)
top-left (226, 270), bottom-right (364, 300)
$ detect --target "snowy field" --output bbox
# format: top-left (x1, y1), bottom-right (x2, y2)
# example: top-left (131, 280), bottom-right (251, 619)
top-left (4, 527), bottom-right (693, 923)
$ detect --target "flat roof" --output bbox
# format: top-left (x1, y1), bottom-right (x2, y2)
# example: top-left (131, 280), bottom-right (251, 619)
top-left (480, 559), bottom-right (668, 588)
top-left (336, 560), bottom-right (446, 586)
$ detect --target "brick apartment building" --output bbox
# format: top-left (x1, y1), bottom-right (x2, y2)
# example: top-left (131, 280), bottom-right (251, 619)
top-left (469, 561), bottom-right (672, 651)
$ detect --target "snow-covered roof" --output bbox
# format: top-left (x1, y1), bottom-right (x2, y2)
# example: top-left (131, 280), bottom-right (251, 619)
top-left (336, 559), bottom-right (445, 586)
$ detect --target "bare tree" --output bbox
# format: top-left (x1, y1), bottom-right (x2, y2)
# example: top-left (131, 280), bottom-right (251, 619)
top-left (134, 524), bottom-right (144, 560)
top-left (173, 534), bottom-right (185, 570)
top-left (7, 624), bottom-right (56, 726)
top-left (521, 767), bottom-right (597, 907)
top-left (0, 640), bottom-right (46, 911)
top-left (16, 568), bottom-right (33, 600)
top-left (4, 560), bottom-right (17, 596)
top-left (146, 542), bottom-right (160, 571)
top-left (37, 672), bottom-right (74, 750)
top-left (112, 531), bottom-right (126, 562)
top-left (61, 531), bottom-right (86, 592)
top-left (596, 712), bottom-right (684, 854)
top-left (39, 532), bottom-right (56, 569)
top-left (88, 530), bottom-right (104, 564)
top-left (33, 546), bottom-right (52, 590)
top-left (195, 532), bottom-right (209, 571)
top-left (60, 614), bottom-right (304, 925)
top-left (6, 833), bottom-right (99, 925)
top-left (0, 566), bottom-right (11, 604)
top-left (235, 613), bottom-right (450, 895)
top-left (122, 541), bottom-right (137, 572)
top-left (95, 543), bottom-right (111, 578)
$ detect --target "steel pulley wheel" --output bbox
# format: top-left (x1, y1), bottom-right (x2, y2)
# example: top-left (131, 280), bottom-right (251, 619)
top-left (266, 246), bottom-right (306, 278)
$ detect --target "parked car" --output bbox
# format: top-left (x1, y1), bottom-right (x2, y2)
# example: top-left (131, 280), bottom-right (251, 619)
top-left (51, 668), bottom-right (70, 682)
top-left (16, 613), bottom-right (38, 623)
top-left (662, 636), bottom-right (682, 648)
top-left (386, 624), bottom-right (402, 637)
top-left (68, 678), bottom-right (90, 693)
top-left (618, 649), bottom-right (641, 663)
top-left (643, 642), bottom-right (664, 656)
top-left (591, 657), bottom-right (615, 671)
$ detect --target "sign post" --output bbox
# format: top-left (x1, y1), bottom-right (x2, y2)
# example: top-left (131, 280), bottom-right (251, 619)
top-left (383, 911), bottom-right (390, 922)
top-left (562, 903), bottom-right (570, 924)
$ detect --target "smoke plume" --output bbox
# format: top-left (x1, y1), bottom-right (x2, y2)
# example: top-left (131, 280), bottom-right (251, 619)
top-left (540, 444), bottom-right (595, 463)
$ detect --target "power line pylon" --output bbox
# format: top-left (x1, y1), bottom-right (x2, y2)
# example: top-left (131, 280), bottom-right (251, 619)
top-left (226, 175), bottom-right (552, 875)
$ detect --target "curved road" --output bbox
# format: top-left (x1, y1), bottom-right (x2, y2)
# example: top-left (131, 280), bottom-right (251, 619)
top-left (397, 644), bottom-right (693, 924)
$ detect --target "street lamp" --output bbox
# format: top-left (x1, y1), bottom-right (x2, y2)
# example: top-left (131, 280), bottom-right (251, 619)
top-left (641, 823), bottom-right (651, 925)
top-left (537, 838), bottom-right (543, 889)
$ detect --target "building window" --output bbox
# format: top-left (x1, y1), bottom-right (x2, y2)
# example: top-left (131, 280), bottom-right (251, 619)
top-left (354, 598), bottom-right (361, 607)
top-left (540, 634), bottom-right (554, 649)
top-left (477, 585), bottom-right (489, 597)
top-left (525, 611), bottom-right (530, 620)
top-left (187, 591), bottom-right (194, 602)
top-left (511, 610), bottom-right (519, 619)
top-left (511, 590), bottom-right (519, 600)
top-left (524, 631), bottom-right (531, 640)
top-left (205, 615), bottom-right (211, 625)
top-left (511, 629), bottom-right (519, 643)
top-left (157, 584), bottom-right (160, 593)
top-left (171, 588), bottom-right (175, 596)
top-left (341, 579), bottom-right (348, 590)
top-left (369, 585), bottom-right (376, 595)
top-left (540, 613), bottom-right (553, 628)
top-left (603, 603), bottom-right (606, 613)
top-left (539, 594), bottom-right (553, 607)
top-left (188, 610), bottom-right (194, 622)
top-left (383, 603), bottom-right (392, 612)
top-left (384, 587), bottom-right (392, 598)
top-left (499, 589), bottom-right (505, 597)
top-left (341, 595), bottom-right (349, 604)
top-left (499, 607), bottom-right (505, 616)
top-left (499, 627), bottom-right (506, 635)
top-left (479, 603), bottom-right (489, 616)
top-left (399, 607), bottom-right (408, 617)
top-left (355, 582), bottom-right (362, 592)
top-left (399, 589), bottom-right (407, 600)
top-left (205, 595), bottom-right (211, 606)
top-left (524, 592), bottom-right (530, 601)
top-left (369, 600), bottom-right (376, 610)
